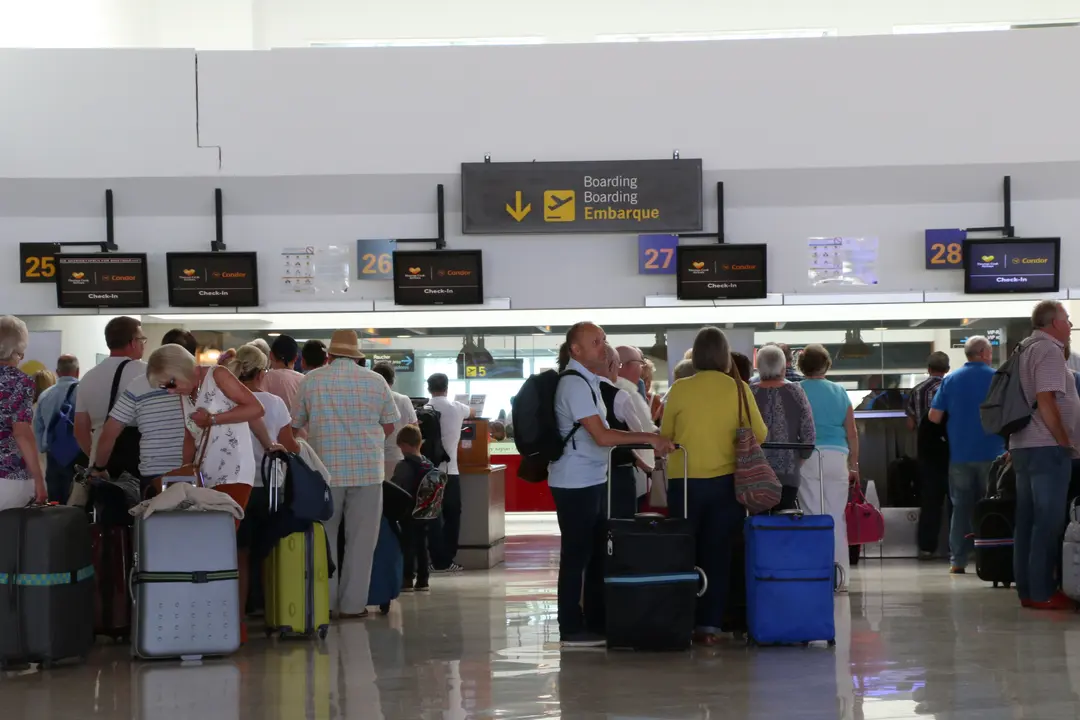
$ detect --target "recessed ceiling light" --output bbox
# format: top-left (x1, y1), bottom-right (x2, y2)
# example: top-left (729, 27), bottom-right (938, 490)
top-left (397, 335), bottom-right (411, 338)
top-left (873, 326), bottom-right (888, 331)
top-left (267, 332), bottom-right (281, 337)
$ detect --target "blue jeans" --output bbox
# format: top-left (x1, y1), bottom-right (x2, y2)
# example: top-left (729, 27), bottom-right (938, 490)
top-left (1012, 446), bottom-right (1072, 602)
top-left (668, 475), bottom-right (744, 634)
top-left (551, 483), bottom-right (607, 636)
top-left (948, 461), bottom-right (991, 569)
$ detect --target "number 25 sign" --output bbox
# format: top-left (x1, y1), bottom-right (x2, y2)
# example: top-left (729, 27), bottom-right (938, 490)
top-left (638, 234), bottom-right (678, 275)
top-left (20, 243), bottom-right (60, 284)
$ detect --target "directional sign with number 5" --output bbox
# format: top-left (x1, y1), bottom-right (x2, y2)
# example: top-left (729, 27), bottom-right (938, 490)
top-left (638, 234), bottom-right (678, 275)
top-left (356, 239), bottom-right (395, 280)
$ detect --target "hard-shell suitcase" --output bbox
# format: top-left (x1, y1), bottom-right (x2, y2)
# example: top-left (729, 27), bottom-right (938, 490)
top-left (367, 517), bottom-right (403, 613)
top-left (605, 444), bottom-right (700, 651)
top-left (0, 505), bottom-right (95, 668)
top-left (1064, 499), bottom-right (1080, 602)
top-left (974, 496), bottom-right (1014, 589)
top-left (131, 511), bottom-right (241, 660)
top-left (263, 458), bottom-right (331, 639)
top-left (745, 444), bottom-right (836, 646)
top-left (91, 520), bottom-right (132, 640)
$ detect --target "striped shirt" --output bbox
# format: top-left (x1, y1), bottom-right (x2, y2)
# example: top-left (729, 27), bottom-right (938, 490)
top-left (108, 376), bottom-right (186, 477)
top-left (292, 359), bottom-right (400, 487)
top-left (905, 375), bottom-right (943, 425)
top-left (1010, 330), bottom-right (1080, 451)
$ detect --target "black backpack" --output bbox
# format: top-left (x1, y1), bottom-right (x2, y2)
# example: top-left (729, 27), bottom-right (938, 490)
top-left (513, 369), bottom-right (593, 483)
top-left (415, 406), bottom-right (449, 466)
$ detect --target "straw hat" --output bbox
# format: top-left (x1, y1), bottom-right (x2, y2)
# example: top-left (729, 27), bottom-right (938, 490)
top-left (327, 329), bottom-right (365, 360)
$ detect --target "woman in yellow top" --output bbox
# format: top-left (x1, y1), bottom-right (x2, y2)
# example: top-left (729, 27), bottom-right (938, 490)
top-left (661, 327), bottom-right (767, 646)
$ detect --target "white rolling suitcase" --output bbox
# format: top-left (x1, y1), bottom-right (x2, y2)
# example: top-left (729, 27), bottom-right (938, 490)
top-left (1063, 500), bottom-right (1080, 602)
top-left (131, 511), bottom-right (241, 660)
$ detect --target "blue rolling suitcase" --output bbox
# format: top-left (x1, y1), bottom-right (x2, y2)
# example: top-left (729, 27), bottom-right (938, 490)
top-left (367, 517), bottom-right (403, 614)
top-left (745, 443), bottom-right (836, 646)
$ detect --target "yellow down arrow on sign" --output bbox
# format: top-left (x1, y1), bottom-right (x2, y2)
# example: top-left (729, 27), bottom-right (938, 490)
top-left (505, 191), bottom-right (531, 222)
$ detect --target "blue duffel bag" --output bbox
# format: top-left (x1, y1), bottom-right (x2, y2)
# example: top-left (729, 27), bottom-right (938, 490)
top-left (261, 451), bottom-right (334, 523)
top-left (744, 511), bottom-right (836, 646)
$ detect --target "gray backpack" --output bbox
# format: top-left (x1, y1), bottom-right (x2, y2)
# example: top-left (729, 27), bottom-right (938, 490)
top-left (980, 338), bottom-right (1037, 439)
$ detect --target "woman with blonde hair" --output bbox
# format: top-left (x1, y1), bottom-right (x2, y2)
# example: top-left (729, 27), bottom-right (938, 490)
top-left (32, 370), bottom-right (56, 405)
top-left (0, 316), bottom-right (47, 509)
top-left (661, 326), bottom-right (767, 645)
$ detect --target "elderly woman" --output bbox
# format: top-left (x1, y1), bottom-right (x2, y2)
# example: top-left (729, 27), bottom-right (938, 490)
top-left (0, 316), bottom-right (47, 509)
top-left (148, 343), bottom-right (268, 643)
top-left (661, 327), bottom-right (767, 645)
top-left (751, 344), bottom-right (816, 511)
top-left (797, 343), bottom-right (859, 590)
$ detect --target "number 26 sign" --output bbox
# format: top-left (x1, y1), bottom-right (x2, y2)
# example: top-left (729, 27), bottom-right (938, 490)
top-left (924, 229), bottom-right (966, 270)
top-left (638, 234), bottom-right (678, 275)
top-left (356, 239), bottom-right (395, 280)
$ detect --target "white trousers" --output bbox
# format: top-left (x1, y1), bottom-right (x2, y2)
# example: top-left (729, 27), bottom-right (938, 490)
top-left (326, 484), bottom-right (384, 615)
top-left (798, 448), bottom-right (851, 588)
top-left (0, 477), bottom-right (33, 511)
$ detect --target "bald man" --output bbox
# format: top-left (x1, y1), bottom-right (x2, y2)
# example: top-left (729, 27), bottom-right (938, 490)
top-left (34, 354), bottom-right (82, 503)
top-left (616, 346), bottom-right (657, 432)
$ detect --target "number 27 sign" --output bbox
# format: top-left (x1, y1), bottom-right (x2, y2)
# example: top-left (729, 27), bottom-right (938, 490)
top-left (638, 234), bottom-right (678, 275)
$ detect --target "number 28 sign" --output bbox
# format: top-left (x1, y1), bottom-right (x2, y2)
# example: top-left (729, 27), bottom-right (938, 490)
top-left (638, 234), bottom-right (678, 275)
top-left (924, 229), bottom-right (966, 270)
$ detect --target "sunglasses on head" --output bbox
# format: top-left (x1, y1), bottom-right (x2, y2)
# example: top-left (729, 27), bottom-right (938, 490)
top-left (159, 378), bottom-right (178, 390)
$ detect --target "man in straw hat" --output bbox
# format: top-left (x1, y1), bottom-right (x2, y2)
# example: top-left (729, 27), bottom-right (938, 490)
top-left (293, 329), bottom-right (400, 618)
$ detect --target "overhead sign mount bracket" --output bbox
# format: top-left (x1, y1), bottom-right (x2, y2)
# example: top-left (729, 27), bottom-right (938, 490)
top-left (211, 188), bottom-right (227, 252)
top-left (395, 184), bottom-right (447, 250)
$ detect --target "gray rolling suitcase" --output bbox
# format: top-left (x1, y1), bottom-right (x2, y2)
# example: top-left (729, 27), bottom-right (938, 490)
top-left (131, 512), bottom-right (241, 660)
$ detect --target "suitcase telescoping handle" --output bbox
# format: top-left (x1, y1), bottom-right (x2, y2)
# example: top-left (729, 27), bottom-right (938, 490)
top-left (760, 442), bottom-right (825, 515)
top-left (606, 443), bottom-right (686, 520)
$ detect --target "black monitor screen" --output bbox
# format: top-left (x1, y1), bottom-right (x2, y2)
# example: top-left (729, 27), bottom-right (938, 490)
top-left (166, 252), bottom-right (260, 307)
top-left (676, 244), bottom-right (767, 300)
top-left (392, 250), bottom-right (484, 306)
top-left (56, 254), bottom-right (149, 309)
top-left (963, 238), bottom-right (1060, 294)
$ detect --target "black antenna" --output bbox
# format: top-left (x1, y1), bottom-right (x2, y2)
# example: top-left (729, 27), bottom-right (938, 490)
top-left (212, 188), bottom-right (227, 251)
top-left (103, 189), bottom-right (118, 251)
top-left (396, 184), bottom-right (447, 250)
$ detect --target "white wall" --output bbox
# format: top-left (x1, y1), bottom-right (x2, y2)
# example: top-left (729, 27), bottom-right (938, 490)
top-left (4, 0), bottom-right (1079, 49)
top-left (2, 32), bottom-right (1080, 315)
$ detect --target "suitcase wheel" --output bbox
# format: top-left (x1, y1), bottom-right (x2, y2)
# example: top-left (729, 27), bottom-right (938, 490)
top-left (828, 639), bottom-right (836, 647)
top-left (379, 603), bottom-right (391, 615)
top-left (318, 626), bottom-right (329, 640)
top-left (993, 581), bottom-right (999, 588)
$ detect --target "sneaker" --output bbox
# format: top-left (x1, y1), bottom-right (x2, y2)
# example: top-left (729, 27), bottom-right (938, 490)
top-left (560, 632), bottom-right (606, 648)
top-left (430, 562), bottom-right (465, 574)
top-left (415, 584), bottom-right (430, 593)
top-left (949, 566), bottom-right (967, 575)
top-left (918, 551), bottom-right (935, 562)
top-left (401, 586), bottom-right (415, 593)
top-left (1027, 592), bottom-right (1074, 611)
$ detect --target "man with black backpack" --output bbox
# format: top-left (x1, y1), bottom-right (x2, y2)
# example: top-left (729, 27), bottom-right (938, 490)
top-left (541, 322), bottom-right (674, 647)
top-left (33, 354), bottom-right (81, 503)
top-left (426, 372), bottom-right (474, 573)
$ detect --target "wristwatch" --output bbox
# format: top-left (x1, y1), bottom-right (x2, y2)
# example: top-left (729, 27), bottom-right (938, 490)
top-left (210, 414), bottom-right (218, 426)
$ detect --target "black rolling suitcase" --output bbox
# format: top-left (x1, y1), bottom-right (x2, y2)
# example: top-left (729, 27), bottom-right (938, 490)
top-left (605, 444), bottom-right (701, 651)
top-left (0, 505), bottom-right (95, 668)
top-left (974, 497), bottom-right (1015, 588)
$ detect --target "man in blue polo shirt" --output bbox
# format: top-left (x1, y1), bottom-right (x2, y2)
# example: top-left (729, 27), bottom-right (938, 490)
top-left (929, 335), bottom-right (1004, 574)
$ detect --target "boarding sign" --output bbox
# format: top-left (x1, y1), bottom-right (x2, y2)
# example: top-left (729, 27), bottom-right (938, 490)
top-left (461, 159), bottom-right (703, 234)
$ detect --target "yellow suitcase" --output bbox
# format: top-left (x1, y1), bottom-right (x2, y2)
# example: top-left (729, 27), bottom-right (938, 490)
top-left (263, 523), bottom-right (331, 639)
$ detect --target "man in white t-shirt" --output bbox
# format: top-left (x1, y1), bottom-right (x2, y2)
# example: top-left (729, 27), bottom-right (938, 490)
top-left (75, 316), bottom-right (148, 475)
top-left (426, 372), bottom-right (474, 573)
top-left (372, 361), bottom-right (418, 479)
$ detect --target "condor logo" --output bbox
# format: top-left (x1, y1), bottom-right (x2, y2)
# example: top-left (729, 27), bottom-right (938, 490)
top-left (446, 270), bottom-right (472, 277)
top-left (109, 275), bottom-right (136, 282)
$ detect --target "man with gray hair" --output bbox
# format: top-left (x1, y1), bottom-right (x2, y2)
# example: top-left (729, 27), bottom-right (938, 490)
top-left (33, 354), bottom-right (81, 503)
top-left (1008, 300), bottom-right (1078, 609)
top-left (929, 336), bottom-right (1004, 573)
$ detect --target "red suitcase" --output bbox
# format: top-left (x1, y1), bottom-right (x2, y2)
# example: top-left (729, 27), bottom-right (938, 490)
top-left (91, 523), bottom-right (132, 640)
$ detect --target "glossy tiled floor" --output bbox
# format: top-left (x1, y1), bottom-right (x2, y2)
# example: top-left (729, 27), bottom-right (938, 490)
top-left (4, 518), bottom-right (1080, 719)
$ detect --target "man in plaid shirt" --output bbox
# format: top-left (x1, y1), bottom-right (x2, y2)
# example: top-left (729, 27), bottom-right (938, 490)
top-left (293, 329), bottom-right (399, 618)
top-left (907, 351), bottom-right (950, 559)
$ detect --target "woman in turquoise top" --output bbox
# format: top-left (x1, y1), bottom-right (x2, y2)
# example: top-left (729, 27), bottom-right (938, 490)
top-left (796, 344), bottom-right (860, 591)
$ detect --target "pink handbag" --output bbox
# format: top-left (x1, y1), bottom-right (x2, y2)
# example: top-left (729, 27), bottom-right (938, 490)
top-left (846, 483), bottom-right (885, 545)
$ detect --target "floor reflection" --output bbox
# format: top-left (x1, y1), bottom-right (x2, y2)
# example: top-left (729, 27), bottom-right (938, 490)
top-left (5, 522), bottom-right (1080, 719)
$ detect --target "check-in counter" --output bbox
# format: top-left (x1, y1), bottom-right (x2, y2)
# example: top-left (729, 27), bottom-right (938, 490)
top-left (853, 409), bottom-right (915, 503)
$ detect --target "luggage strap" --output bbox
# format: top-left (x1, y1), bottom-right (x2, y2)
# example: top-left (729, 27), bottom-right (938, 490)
top-left (134, 570), bottom-right (239, 585)
top-left (0, 565), bottom-right (95, 586)
top-left (973, 538), bottom-right (1014, 548)
top-left (604, 573), bottom-right (699, 585)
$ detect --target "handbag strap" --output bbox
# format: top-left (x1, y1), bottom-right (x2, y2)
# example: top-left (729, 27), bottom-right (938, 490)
top-left (108, 359), bottom-right (132, 413)
top-left (735, 377), bottom-right (750, 428)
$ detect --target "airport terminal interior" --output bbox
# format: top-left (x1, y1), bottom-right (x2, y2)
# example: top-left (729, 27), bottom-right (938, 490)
top-left (6, 1), bottom-right (1080, 718)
